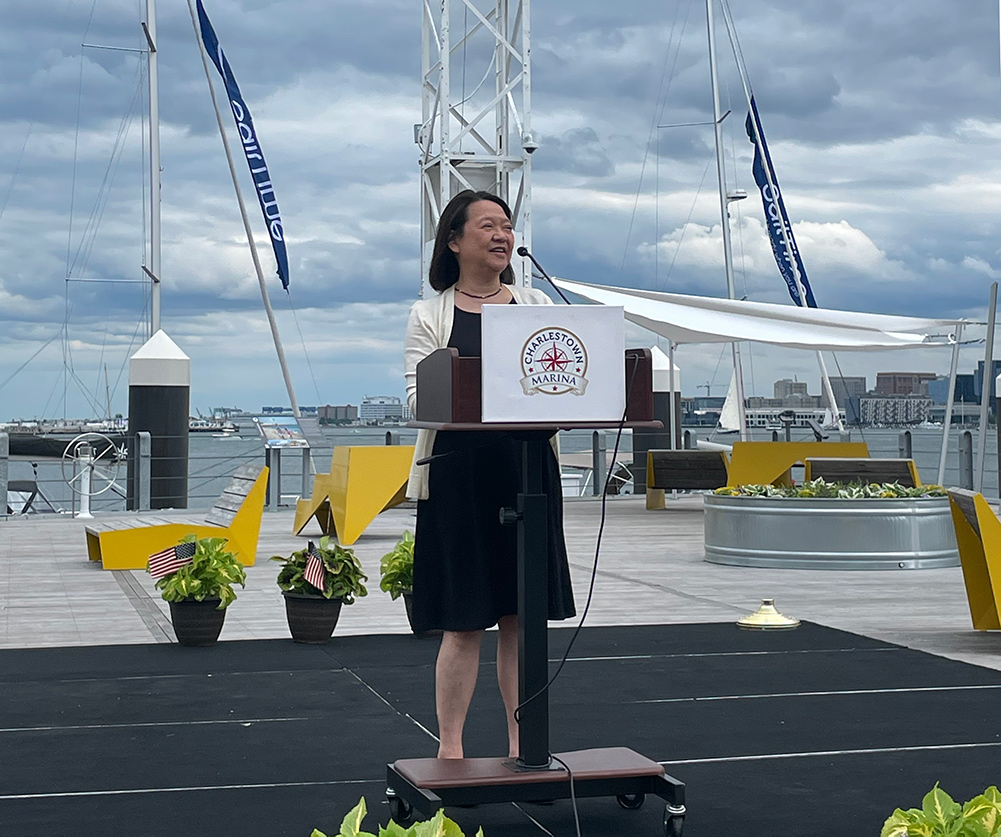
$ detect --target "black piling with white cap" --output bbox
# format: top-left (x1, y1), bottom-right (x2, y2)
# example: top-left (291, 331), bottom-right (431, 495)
top-left (127, 331), bottom-right (190, 509)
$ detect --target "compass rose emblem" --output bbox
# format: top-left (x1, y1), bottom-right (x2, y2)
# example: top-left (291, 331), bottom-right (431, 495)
top-left (520, 327), bottom-right (589, 396)
top-left (539, 344), bottom-right (571, 372)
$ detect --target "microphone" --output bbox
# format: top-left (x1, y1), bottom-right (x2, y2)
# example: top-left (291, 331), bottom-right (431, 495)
top-left (516, 246), bottom-right (572, 304)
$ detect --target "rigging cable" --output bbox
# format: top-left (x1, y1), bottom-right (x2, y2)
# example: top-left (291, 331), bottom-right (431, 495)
top-left (95, 331), bottom-right (108, 414)
top-left (0, 0), bottom-right (83, 224)
top-left (745, 341), bottom-right (757, 404)
top-left (67, 0), bottom-right (100, 278)
top-left (619, 0), bottom-right (693, 276)
top-left (724, 76), bottom-right (755, 400)
top-left (109, 295), bottom-right (153, 406)
top-left (725, 77), bottom-right (751, 302)
top-left (68, 64), bottom-right (144, 279)
top-left (0, 127), bottom-right (35, 227)
top-left (0, 331), bottom-right (63, 395)
top-left (708, 342), bottom-right (729, 390)
top-left (284, 292), bottom-right (324, 407)
top-left (831, 350), bottom-right (866, 445)
top-left (657, 151), bottom-right (715, 290)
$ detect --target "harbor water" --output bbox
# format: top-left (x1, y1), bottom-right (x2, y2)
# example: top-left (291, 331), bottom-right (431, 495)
top-left (3, 425), bottom-right (999, 516)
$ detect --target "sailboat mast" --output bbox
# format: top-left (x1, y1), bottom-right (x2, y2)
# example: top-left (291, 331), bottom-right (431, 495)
top-left (186, 0), bottom-right (301, 419)
top-left (706, 0), bottom-right (748, 439)
top-left (143, 0), bottom-right (161, 335)
top-left (717, 0), bottom-right (845, 432)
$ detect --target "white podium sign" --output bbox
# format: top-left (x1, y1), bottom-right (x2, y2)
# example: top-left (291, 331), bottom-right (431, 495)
top-left (480, 304), bottom-right (626, 422)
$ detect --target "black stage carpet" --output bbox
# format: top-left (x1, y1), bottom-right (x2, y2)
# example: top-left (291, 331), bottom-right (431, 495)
top-left (1, 623), bottom-right (999, 836)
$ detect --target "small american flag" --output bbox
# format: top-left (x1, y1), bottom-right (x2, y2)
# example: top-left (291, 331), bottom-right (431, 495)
top-left (304, 541), bottom-right (326, 592)
top-left (148, 541), bottom-right (197, 580)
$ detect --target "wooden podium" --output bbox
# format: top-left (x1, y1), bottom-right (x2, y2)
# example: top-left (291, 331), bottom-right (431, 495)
top-left (387, 348), bottom-right (687, 835)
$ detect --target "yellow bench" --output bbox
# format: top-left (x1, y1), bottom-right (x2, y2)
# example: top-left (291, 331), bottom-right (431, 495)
top-left (293, 445), bottom-right (415, 545)
top-left (726, 441), bottom-right (870, 487)
top-left (947, 489), bottom-right (1001, 631)
top-left (84, 463), bottom-right (268, 570)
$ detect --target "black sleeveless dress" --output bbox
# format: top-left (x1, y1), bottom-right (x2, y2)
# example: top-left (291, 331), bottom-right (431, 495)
top-left (411, 306), bottom-right (577, 633)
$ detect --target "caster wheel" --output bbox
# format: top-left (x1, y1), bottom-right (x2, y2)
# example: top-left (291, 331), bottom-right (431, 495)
top-left (664, 807), bottom-right (685, 837)
top-left (388, 794), bottom-right (413, 825)
top-left (617, 793), bottom-right (645, 810)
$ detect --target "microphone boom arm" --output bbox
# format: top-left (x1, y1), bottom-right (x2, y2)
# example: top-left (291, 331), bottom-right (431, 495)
top-left (516, 246), bottom-right (572, 304)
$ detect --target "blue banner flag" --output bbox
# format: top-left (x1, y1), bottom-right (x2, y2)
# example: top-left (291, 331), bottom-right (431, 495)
top-left (745, 96), bottom-right (815, 308)
top-left (196, 0), bottom-right (289, 290)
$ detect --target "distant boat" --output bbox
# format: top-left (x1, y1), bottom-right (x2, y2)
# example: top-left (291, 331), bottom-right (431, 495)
top-left (6, 431), bottom-right (125, 459)
top-left (189, 417), bottom-right (239, 434)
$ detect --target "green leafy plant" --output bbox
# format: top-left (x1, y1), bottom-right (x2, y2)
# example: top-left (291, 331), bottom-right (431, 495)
top-left (714, 478), bottom-right (947, 500)
top-left (311, 797), bottom-right (483, 837)
top-left (149, 535), bottom-right (246, 609)
top-left (379, 531), bottom-right (415, 601)
top-left (881, 783), bottom-right (1001, 836)
top-left (271, 535), bottom-right (368, 603)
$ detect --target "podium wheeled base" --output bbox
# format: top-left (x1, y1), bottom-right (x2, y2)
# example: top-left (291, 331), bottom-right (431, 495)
top-left (386, 747), bottom-right (686, 835)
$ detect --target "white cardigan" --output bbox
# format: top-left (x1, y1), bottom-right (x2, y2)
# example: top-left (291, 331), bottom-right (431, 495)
top-left (404, 284), bottom-right (555, 500)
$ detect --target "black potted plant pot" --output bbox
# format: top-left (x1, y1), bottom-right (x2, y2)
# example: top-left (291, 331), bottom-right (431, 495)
top-left (169, 599), bottom-right (227, 647)
top-left (283, 591), bottom-right (343, 643)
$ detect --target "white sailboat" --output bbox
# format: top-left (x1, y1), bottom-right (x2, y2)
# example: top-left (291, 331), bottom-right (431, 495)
top-left (713, 372), bottom-right (741, 437)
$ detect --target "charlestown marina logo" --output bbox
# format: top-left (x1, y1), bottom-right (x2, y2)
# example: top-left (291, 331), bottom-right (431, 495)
top-left (520, 328), bottom-right (589, 396)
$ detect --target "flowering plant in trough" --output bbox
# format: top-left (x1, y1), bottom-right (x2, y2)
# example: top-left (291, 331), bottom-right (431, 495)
top-left (714, 478), bottom-right (947, 500)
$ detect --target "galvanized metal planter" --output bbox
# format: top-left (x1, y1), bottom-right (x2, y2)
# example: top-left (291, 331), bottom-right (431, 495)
top-left (704, 494), bottom-right (960, 570)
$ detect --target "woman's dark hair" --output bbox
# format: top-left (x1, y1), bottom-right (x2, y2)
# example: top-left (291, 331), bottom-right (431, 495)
top-left (428, 190), bottom-right (516, 292)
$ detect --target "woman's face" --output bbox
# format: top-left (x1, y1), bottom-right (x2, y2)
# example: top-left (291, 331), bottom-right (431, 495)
top-left (449, 200), bottom-right (515, 277)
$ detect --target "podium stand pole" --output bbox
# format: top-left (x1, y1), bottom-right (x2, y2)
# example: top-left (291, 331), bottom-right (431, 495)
top-left (514, 436), bottom-right (552, 769)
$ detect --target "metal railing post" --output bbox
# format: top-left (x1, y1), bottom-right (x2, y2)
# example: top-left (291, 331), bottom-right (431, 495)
top-left (591, 431), bottom-right (606, 496)
top-left (958, 430), bottom-right (974, 490)
top-left (385, 430), bottom-right (399, 445)
top-left (684, 430), bottom-right (697, 450)
top-left (137, 431), bottom-right (151, 511)
top-left (898, 430), bottom-right (912, 459)
top-left (301, 448), bottom-right (311, 498)
top-left (266, 448), bottom-right (282, 510)
top-left (997, 391), bottom-right (1001, 497)
top-left (0, 433), bottom-right (8, 516)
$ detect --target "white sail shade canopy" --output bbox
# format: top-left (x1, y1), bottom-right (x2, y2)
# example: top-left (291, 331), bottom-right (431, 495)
top-left (551, 278), bottom-right (966, 351)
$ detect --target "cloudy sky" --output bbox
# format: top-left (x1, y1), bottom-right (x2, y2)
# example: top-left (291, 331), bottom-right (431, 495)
top-left (1, 0), bottom-right (999, 419)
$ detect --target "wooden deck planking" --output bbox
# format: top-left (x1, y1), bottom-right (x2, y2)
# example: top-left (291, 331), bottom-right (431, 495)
top-left (1, 497), bottom-right (998, 672)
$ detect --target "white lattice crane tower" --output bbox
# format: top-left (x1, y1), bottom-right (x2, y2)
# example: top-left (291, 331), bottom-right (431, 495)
top-left (418, 0), bottom-right (536, 296)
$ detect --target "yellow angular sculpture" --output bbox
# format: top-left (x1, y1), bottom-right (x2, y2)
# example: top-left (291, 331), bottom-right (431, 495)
top-left (294, 446), bottom-right (415, 545)
top-left (726, 441), bottom-right (870, 487)
top-left (85, 464), bottom-right (268, 570)
top-left (947, 489), bottom-right (1001, 631)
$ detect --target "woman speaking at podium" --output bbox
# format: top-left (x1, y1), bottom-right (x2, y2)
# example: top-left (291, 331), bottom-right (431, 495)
top-left (404, 190), bottom-right (576, 760)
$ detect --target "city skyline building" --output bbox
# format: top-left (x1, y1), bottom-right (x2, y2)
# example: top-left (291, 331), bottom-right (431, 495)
top-left (875, 372), bottom-right (937, 397)
top-left (773, 379), bottom-right (809, 399)
top-left (824, 376), bottom-right (867, 407)
top-left (359, 395), bottom-right (409, 423)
